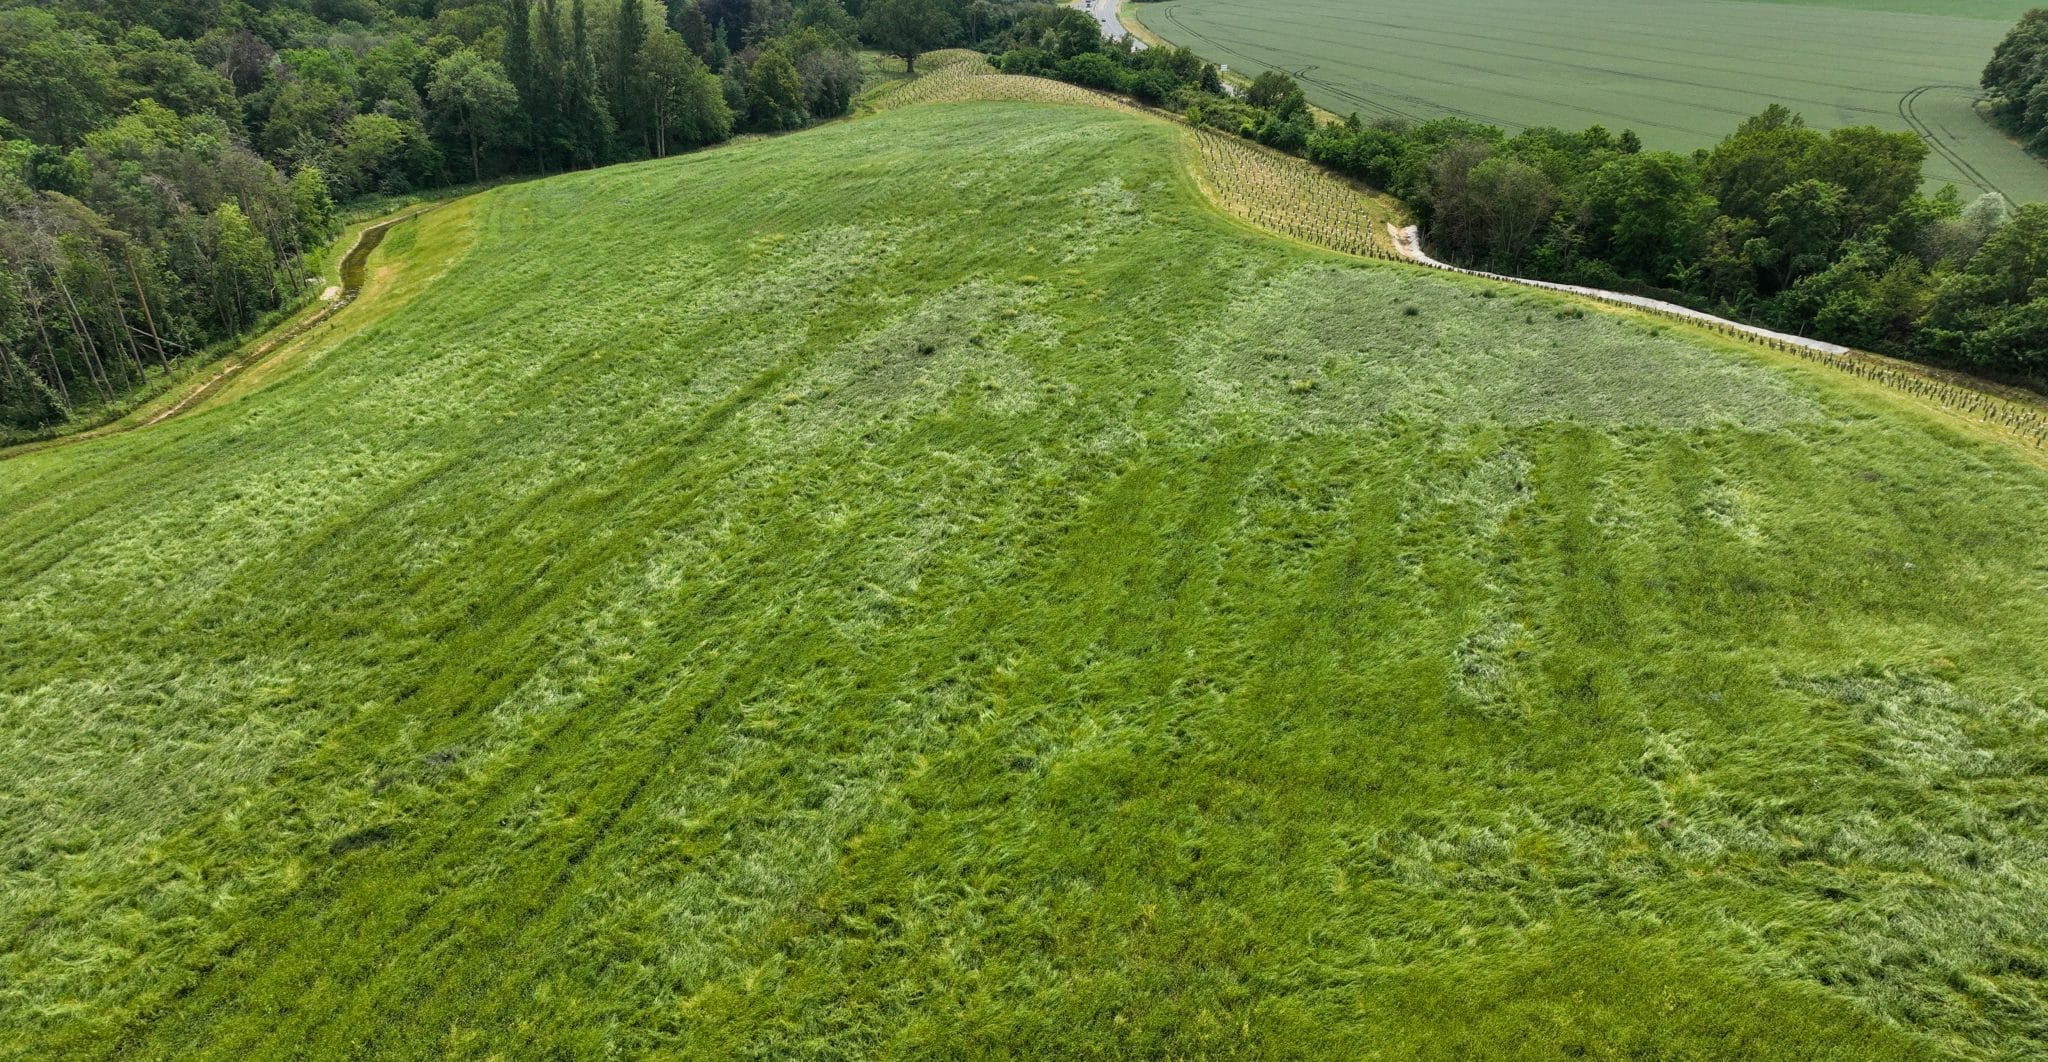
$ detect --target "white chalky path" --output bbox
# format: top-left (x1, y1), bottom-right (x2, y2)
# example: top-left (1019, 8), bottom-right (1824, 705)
top-left (1389, 224), bottom-right (1850, 356)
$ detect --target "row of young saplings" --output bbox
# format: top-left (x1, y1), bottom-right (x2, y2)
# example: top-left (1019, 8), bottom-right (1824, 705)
top-left (890, 65), bottom-right (2048, 449)
top-left (1189, 128), bottom-right (1393, 258)
top-left (892, 71), bottom-right (1126, 112)
top-left (1790, 347), bottom-right (2048, 447)
top-left (874, 55), bottom-right (993, 108)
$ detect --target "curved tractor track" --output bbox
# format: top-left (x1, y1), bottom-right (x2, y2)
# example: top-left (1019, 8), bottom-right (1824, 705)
top-left (1138, 7), bottom-right (2031, 202)
top-left (1, 209), bottom-right (429, 462)
top-left (1900, 84), bottom-right (2009, 203)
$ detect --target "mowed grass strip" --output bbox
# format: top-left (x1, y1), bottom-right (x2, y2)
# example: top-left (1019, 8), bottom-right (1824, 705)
top-left (1136, 0), bottom-right (2048, 201)
top-left (3, 101), bottom-right (2048, 1057)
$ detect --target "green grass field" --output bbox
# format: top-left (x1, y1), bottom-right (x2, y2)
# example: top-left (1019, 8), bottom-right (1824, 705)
top-left (6, 99), bottom-right (2048, 1056)
top-left (1132, 0), bottom-right (2048, 203)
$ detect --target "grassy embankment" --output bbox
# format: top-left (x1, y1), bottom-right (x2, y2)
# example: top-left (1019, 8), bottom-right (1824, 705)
top-left (5, 100), bottom-right (2048, 1058)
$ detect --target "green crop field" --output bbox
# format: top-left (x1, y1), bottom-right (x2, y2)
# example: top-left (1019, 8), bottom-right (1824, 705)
top-left (1132, 0), bottom-right (2048, 203)
top-left (6, 98), bottom-right (2048, 1057)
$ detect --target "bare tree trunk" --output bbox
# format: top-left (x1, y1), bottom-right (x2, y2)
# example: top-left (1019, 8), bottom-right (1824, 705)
top-left (52, 272), bottom-right (112, 400)
top-left (212, 262), bottom-right (240, 335)
top-left (276, 225), bottom-right (305, 292)
top-left (125, 250), bottom-right (170, 372)
top-left (25, 287), bottom-right (71, 408)
top-left (0, 342), bottom-right (22, 400)
top-left (102, 270), bottom-right (150, 380)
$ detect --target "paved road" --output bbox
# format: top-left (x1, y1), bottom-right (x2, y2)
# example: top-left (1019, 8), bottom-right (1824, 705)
top-left (1072, 0), bottom-right (1146, 50)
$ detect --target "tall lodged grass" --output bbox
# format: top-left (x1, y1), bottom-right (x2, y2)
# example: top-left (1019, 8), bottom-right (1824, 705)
top-left (2, 102), bottom-right (2046, 1059)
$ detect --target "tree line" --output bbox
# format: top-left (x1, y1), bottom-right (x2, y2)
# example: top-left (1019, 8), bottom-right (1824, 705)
top-left (1010, 10), bottom-right (2048, 381)
top-left (1985, 9), bottom-right (2048, 154)
top-left (0, 0), bottom-right (1040, 435)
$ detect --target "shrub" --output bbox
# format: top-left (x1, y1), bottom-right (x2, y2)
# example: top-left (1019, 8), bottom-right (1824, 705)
top-left (1058, 52), bottom-right (1128, 93)
top-left (996, 48), bottom-right (1052, 76)
top-left (1130, 68), bottom-right (1180, 106)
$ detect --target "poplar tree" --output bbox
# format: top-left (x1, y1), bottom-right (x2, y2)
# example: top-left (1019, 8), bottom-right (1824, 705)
top-left (566, 0), bottom-right (615, 166)
top-left (536, 0), bottom-right (569, 170)
top-left (505, 0), bottom-right (537, 166)
top-left (614, 0), bottom-right (648, 152)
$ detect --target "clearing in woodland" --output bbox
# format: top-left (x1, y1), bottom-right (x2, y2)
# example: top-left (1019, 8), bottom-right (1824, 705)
top-left (1132, 0), bottom-right (2048, 202)
top-left (4, 98), bottom-right (2048, 1058)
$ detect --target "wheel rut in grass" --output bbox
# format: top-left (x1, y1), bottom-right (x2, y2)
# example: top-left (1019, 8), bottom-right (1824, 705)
top-left (1899, 84), bottom-right (2008, 203)
top-left (110, 364), bottom-right (806, 1050)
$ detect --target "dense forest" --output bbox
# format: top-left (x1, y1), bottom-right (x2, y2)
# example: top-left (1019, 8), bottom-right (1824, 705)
top-left (1008, 7), bottom-right (2048, 380)
top-left (1986, 9), bottom-right (2048, 153)
top-left (0, 0), bottom-right (1035, 434)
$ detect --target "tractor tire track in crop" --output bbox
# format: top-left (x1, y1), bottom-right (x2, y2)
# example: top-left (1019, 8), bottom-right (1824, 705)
top-left (1192, 5), bottom-right (1913, 128)
top-left (1156, 3), bottom-right (1438, 124)
top-left (1900, 84), bottom-right (2008, 202)
top-left (1133, 0), bottom-right (2048, 205)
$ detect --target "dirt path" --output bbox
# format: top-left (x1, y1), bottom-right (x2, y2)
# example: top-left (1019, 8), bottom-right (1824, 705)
top-left (2, 208), bottom-right (428, 462)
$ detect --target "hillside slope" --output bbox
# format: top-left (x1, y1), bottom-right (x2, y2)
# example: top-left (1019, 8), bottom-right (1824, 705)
top-left (4, 101), bottom-right (2048, 1057)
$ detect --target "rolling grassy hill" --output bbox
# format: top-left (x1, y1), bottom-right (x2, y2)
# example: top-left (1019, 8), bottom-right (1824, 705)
top-left (5, 98), bottom-right (2048, 1057)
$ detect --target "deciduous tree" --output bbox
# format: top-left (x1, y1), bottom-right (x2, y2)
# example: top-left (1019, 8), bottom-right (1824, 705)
top-left (637, 29), bottom-right (732, 155)
top-left (429, 49), bottom-right (519, 181)
top-left (860, 0), bottom-right (956, 73)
